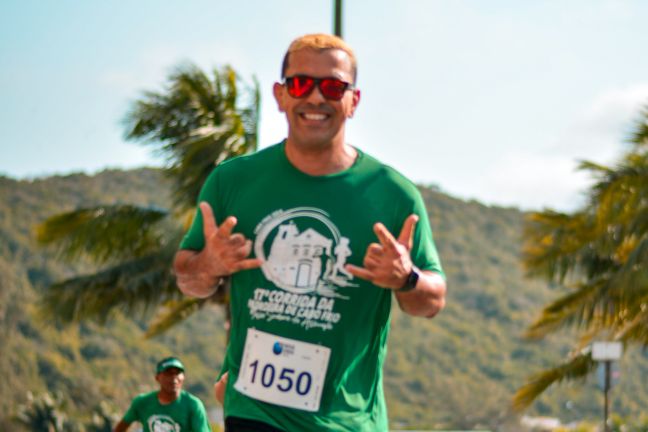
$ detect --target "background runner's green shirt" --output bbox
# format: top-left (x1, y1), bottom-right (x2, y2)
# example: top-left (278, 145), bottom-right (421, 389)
top-left (122, 390), bottom-right (211, 432)
top-left (181, 142), bottom-right (444, 432)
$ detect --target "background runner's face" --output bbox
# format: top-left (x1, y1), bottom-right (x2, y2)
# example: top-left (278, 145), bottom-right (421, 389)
top-left (156, 367), bottom-right (185, 395)
top-left (274, 48), bottom-right (359, 150)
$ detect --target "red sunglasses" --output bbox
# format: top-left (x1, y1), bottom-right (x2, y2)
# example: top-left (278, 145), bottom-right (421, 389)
top-left (283, 75), bottom-right (354, 101)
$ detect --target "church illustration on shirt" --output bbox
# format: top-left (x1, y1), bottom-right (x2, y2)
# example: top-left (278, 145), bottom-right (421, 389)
top-left (267, 222), bottom-right (333, 289)
top-left (255, 207), bottom-right (355, 296)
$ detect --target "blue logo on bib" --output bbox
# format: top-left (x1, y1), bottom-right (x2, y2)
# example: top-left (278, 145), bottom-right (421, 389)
top-left (273, 342), bottom-right (283, 355)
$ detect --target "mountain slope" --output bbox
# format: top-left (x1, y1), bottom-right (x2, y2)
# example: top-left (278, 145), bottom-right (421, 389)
top-left (0, 169), bottom-right (645, 430)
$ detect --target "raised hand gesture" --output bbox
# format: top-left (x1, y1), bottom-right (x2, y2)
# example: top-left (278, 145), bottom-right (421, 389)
top-left (346, 214), bottom-right (418, 290)
top-left (198, 202), bottom-right (263, 277)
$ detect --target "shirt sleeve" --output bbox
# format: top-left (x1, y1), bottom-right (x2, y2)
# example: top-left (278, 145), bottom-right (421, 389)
top-left (121, 396), bottom-right (140, 424)
top-left (409, 189), bottom-right (445, 279)
top-left (190, 397), bottom-right (212, 432)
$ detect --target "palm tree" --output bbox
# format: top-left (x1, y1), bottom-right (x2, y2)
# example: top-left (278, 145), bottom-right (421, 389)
top-left (14, 392), bottom-right (75, 432)
top-left (85, 401), bottom-right (119, 432)
top-left (36, 64), bottom-right (259, 336)
top-left (512, 103), bottom-right (648, 410)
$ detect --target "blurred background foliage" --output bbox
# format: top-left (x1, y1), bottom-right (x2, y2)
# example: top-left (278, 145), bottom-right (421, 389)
top-left (1, 168), bottom-right (647, 430)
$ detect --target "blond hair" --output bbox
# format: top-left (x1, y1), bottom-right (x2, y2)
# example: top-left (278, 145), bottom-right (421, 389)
top-left (281, 33), bottom-right (357, 83)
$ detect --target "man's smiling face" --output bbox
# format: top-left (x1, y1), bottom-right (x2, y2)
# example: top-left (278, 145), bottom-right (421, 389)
top-left (274, 48), bottom-right (360, 150)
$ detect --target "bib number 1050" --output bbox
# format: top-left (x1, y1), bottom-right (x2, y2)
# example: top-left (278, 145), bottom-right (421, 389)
top-left (235, 328), bottom-right (330, 411)
top-left (249, 360), bottom-right (312, 396)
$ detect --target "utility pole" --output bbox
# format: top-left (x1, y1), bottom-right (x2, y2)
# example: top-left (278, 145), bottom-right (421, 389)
top-left (603, 361), bottom-right (611, 432)
top-left (593, 342), bottom-right (622, 432)
top-left (334, 0), bottom-right (343, 37)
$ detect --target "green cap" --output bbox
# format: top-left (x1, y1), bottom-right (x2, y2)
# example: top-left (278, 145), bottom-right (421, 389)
top-left (156, 357), bottom-right (185, 374)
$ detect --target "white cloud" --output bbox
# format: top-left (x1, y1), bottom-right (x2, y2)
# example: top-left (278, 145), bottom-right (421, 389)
top-left (552, 83), bottom-right (648, 162)
top-left (479, 83), bottom-right (648, 211)
top-left (476, 152), bottom-right (591, 211)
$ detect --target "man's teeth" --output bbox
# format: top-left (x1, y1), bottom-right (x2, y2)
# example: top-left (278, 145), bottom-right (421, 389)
top-left (303, 113), bottom-right (327, 120)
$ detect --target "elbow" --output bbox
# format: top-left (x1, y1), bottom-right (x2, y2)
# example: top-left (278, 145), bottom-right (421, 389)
top-left (175, 278), bottom-right (191, 297)
top-left (172, 255), bottom-right (184, 288)
top-left (424, 278), bottom-right (447, 318)
top-left (398, 294), bottom-right (446, 318)
top-left (424, 296), bottom-right (446, 318)
top-left (172, 251), bottom-right (185, 277)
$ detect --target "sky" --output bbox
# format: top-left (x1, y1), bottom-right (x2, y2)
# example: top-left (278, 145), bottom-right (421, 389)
top-left (1, 0), bottom-right (648, 211)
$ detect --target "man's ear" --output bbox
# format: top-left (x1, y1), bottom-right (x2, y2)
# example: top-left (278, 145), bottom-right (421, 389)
top-left (347, 89), bottom-right (361, 118)
top-left (273, 82), bottom-right (285, 113)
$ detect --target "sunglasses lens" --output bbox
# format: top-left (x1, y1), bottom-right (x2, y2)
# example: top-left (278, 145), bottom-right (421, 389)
top-left (320, 79), bottom-right (348, 101)
top-left (287, 76), bottom-right (315, 98)
top-left (285, 76), bottom-right (350, 100)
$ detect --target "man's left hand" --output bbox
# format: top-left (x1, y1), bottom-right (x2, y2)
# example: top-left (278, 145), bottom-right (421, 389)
top-left (346, 214), bottom-right (418, 290)
top-left (214, 372), bottom-right (228, 405)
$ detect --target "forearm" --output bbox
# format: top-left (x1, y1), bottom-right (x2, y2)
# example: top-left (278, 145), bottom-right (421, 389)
top-left (113, 420), bottom-right (130, 432)
top-left (173, 250), bottom-right (223, 298)
top-left (395, 271), bottom-right (446, 318)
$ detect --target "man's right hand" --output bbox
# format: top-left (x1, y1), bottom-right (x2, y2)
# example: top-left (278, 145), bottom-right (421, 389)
top-left (173, 202), bottom-right (262, 298)
top-left (198, 202), bottom-right (262, 277)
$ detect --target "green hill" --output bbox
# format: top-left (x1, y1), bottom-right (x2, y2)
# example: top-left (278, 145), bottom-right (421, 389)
top-left (0, 169), bottom-right (646, 430)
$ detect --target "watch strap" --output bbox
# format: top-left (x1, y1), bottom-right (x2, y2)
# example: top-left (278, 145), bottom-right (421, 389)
top-left (397, 266), bottom-right (419, 292)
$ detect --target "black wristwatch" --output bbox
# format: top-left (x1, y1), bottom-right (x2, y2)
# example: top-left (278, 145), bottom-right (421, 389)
top-left (397, 266), bottom-right (420, 292)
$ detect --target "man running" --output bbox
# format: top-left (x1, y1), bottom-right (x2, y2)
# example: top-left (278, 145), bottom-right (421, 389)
top-left (174, 33), bottom-right (446, 432)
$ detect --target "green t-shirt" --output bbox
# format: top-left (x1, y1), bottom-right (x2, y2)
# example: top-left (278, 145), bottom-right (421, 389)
top-left (180, 142), bottom-right (444, 431)
top-left (123, 390), bottom-right (211, 432)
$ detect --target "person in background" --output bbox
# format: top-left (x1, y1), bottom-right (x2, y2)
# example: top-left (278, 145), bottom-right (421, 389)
top-left (113, 357), bottom-right (212, 432)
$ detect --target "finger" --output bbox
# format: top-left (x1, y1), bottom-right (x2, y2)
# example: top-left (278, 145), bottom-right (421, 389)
top-left (373, 223), bottom-right (398, 252)
top-left (217, 216), bottom-right (237, 239)
top-left (232, 240), bottom-right (253, 260)
top-left (397, 214), bottom-right (419, 250)
top-left (367, 243), bottom-right (383, 257)
top-left (228, 233), bottom-right (246, 247)
top-left (234, 258), bottom-right (264, 272)
top-left (345, 264), bottom-right (374, 282)
top-left (363, 255), bottom-right (380, 270)
top-left (232, 247), bottom-right (249, 261)
top-left (199, 202), bottom-right (218, 237)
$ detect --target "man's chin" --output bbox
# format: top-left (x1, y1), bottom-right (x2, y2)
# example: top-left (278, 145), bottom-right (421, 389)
top-left (291, 133), bottom-right (339, 150)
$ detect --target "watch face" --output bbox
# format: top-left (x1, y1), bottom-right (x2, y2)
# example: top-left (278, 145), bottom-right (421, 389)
top-left (408, 268), bottom-right (419, 287)
top-left (400, 267), bottom-right (419, 292)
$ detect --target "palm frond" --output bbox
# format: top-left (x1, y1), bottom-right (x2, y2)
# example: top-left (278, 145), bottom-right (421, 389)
top-left (144, 298), bottom-right (207, 338)
top-left (512, 351), bottom-right (595, 412)
top-left (223, 66), bottom-right (238, 110)
top-left (524, 281), bottom-right (601, 339)
top-left (629, 104), bottom-right (648, 147)
top-left (607, 237), bottom-right (648, 301)
top-left (168, 121), bottom-right (245, 209)
top-left (522, 210), bottom-right (610, 283)
top-left (615, 304), bottom-right (648, 344)
top-left (241, 75), bottom-right (261, 149)
top-left (39, 247), bottom-right (178, 324)
top-left (36, 205), bottom-right (168, 264)
top-left (174, 66), bottom-right (217, 116)
top-left (123, 63), bottom-right (260, 210)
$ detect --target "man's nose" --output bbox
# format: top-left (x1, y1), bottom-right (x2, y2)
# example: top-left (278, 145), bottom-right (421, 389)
top-left (305, 84), bottom-right (327, 103)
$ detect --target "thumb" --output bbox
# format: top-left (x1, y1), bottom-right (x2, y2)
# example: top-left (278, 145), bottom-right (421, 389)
top-left (397, 214), bottom-right (418, 250)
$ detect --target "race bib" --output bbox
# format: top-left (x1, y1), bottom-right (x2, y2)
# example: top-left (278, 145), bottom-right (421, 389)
top-left (234, 328), bottom-right (330, 412)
